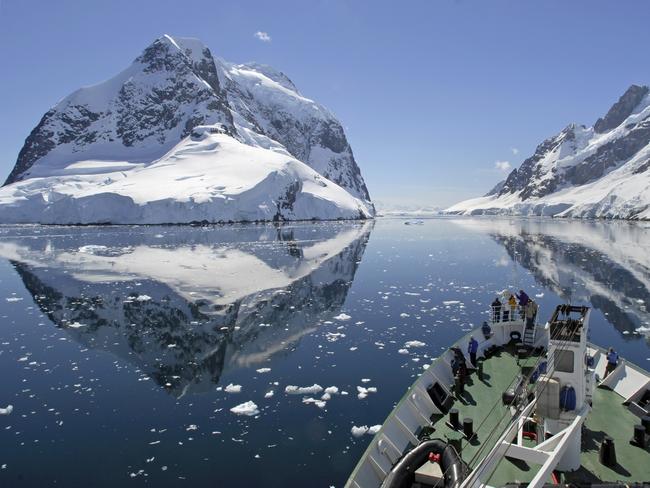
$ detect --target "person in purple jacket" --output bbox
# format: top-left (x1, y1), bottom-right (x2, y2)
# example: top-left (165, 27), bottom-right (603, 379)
top-left (516, 289), bottom-right (530, 319)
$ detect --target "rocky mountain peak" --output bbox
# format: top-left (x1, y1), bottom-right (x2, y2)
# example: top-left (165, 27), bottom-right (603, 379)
top-left (594, 84), bottom-right (649, 134)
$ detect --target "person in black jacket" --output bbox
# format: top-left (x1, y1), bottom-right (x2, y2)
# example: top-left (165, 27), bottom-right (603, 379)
top-left (491, 297), bottom-right (502, 322)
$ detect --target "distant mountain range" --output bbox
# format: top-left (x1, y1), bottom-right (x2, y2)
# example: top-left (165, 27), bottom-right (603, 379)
top-left (0, 35), bottom-right (373, 224)
top-left (447, 84), bottom-right (650, 220)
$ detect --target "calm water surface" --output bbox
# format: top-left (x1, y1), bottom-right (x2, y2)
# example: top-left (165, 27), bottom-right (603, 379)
top-left (0, 217), bottom-right (649, 487)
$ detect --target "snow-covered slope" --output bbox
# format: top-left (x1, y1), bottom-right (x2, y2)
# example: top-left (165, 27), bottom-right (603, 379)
top-left (446, 85), bottom-right (650, 220)
top-left (0, 35), bottom-right (373, 224)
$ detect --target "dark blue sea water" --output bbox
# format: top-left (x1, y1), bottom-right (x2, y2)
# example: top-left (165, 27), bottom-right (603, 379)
top-left (0, 217), bottom-right (648, 487)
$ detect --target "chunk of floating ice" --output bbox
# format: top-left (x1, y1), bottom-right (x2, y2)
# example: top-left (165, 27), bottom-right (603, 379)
top-left (67, 322), bottom-right (86, 329)
top-left (135, 295), bottom-right (152, 302)
top-left (255, 368), bottom-right (271, 374)
top-left (186, 424), bottom-right (198, 431)
top-left (264, 390), bottom-right (274, 398)
top-left (224, 383), bottom-right (242, 393)
top-left (351, 425), bottom-right (368, 437)
top-left (404, 340), bottom-right (426, 348)
top-left (325, 332), bottom-right (346, 342)
top-left (361, 378), bottom-right (371, 383)
top-left (324, 386), bottom-right (339, 395)
top-left (334, 313), bottom-right (351, 321)
top-left (350, 424), bottom-right (381, 437)
top-left (5, 297), bottom-right (23, 302)
top-left (535, 293), bottom-right (544, 298)
top-left (285, 384), bottom-right (323, 395)
top-left (230, 401), bottom-right (259, 416)
top-left (400, 313), bottom-right (410, 318)
top-left (443, 300), bottom-right (461, 305)
top-left (398, 348), bottom-right (409, 354)
top-left (302, 397), bottom-right (326, 408)
top-left (357, 386), bottom-right (377, 399)
top-left (0, 405), bottom-right (13, 415)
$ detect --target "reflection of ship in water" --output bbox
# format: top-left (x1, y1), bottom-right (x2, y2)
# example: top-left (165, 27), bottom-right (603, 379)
top-left (1, 222), bottom-right (373, 397)
top-left (486, 219), bottom-right (650, 337)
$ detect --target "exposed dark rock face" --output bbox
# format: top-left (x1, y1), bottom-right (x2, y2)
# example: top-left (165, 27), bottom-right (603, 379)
top-left (566, 116), bottom-right (650, 185)
top-left (594, 84), bottom-right (649, 134)
top-left (5, 111), bottom-right (57, 185)
top-left (499, 125), bottom-right (579, 200)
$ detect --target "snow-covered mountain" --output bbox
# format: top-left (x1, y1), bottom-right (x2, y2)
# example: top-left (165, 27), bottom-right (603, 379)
top-left (446, 84), bottom-right (650, 220)
top-left (0, 35), bottom-right (373, 224)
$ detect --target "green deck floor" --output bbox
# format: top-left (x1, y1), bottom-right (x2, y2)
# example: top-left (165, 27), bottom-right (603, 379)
top-left (428, 347), bottom-right (650, 485)
top-left (430, 347), bottom-right (543, 485)
top-left (565, 386), bottom-right (650, 484)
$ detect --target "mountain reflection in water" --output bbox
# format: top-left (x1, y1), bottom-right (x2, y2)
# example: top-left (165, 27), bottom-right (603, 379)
top-left (0, 222), bottom-right (373, 397)
top-left (454, 218), bottom-right (650, 338)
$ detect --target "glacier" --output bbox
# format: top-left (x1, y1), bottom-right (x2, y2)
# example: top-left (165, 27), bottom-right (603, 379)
top-left (0, 35), bottom-right (373, 224)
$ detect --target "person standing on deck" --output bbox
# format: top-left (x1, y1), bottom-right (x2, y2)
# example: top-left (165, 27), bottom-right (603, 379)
top-left (491, 297), bottom-right (502, 322)
top-left (525, 300), bottom-right (536, 329)
top-left (468, 336), bottom-right (479, 367)
top-left (508, 293), bottom-right (517, 322)
top-left (604, 347), bottom-right (619, 378)
top-left (516, 290), bottom-right (530, 319)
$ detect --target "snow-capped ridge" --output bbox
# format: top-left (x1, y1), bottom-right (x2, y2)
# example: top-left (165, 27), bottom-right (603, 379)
top-left (447, 84), bottom-right (650, 220)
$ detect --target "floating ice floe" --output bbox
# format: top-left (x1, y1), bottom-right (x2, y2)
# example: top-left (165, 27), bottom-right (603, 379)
top-left (351, 424), bottom-right (382, 437)
top-left (357, 386), bottom-right (377, 399)
top-left (325, 332), bottom-right (346, 342)
top-left (443, 300), bottom-right (461, 306)
top-left (255, 368), bottom-right (271, 374)
top-left (224, 383), bottom-right (242, 393)
top-left (404, 340), bottom-right (426, 348)
top-left (334, 313), bottom-right (351, 321)
top-left (264, 390), bottom-right (274, 398)
top-left (285, 384), bottom-right (323, 395)
top-left (398, 348), bottom-right (410, 354)
top-left (5, 297), bottom-right (22, 302)
top-left (135, 295), bottom-right (152, 302)
top-left (302, 397), bottom-right (327, 408)
top-left (0, 405), bottom-right (13, 415)
top-left (67, 322), bottom-right (86, 329)
top-left (230, 401), bottom-right (259, 416)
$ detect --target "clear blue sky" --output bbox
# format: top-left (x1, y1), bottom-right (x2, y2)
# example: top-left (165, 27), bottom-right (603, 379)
top-left (1, 0), bottom-right (649, 207)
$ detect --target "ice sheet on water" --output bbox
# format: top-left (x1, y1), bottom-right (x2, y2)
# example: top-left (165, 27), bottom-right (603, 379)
top-left (404, 340), bottom-right (426, 348)
top-left (334, 313), bottom-right (351, 321)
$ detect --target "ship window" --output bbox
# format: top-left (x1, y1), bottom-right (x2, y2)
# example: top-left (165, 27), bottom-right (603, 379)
top-left (554, 350), bottom-right (574, 373)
